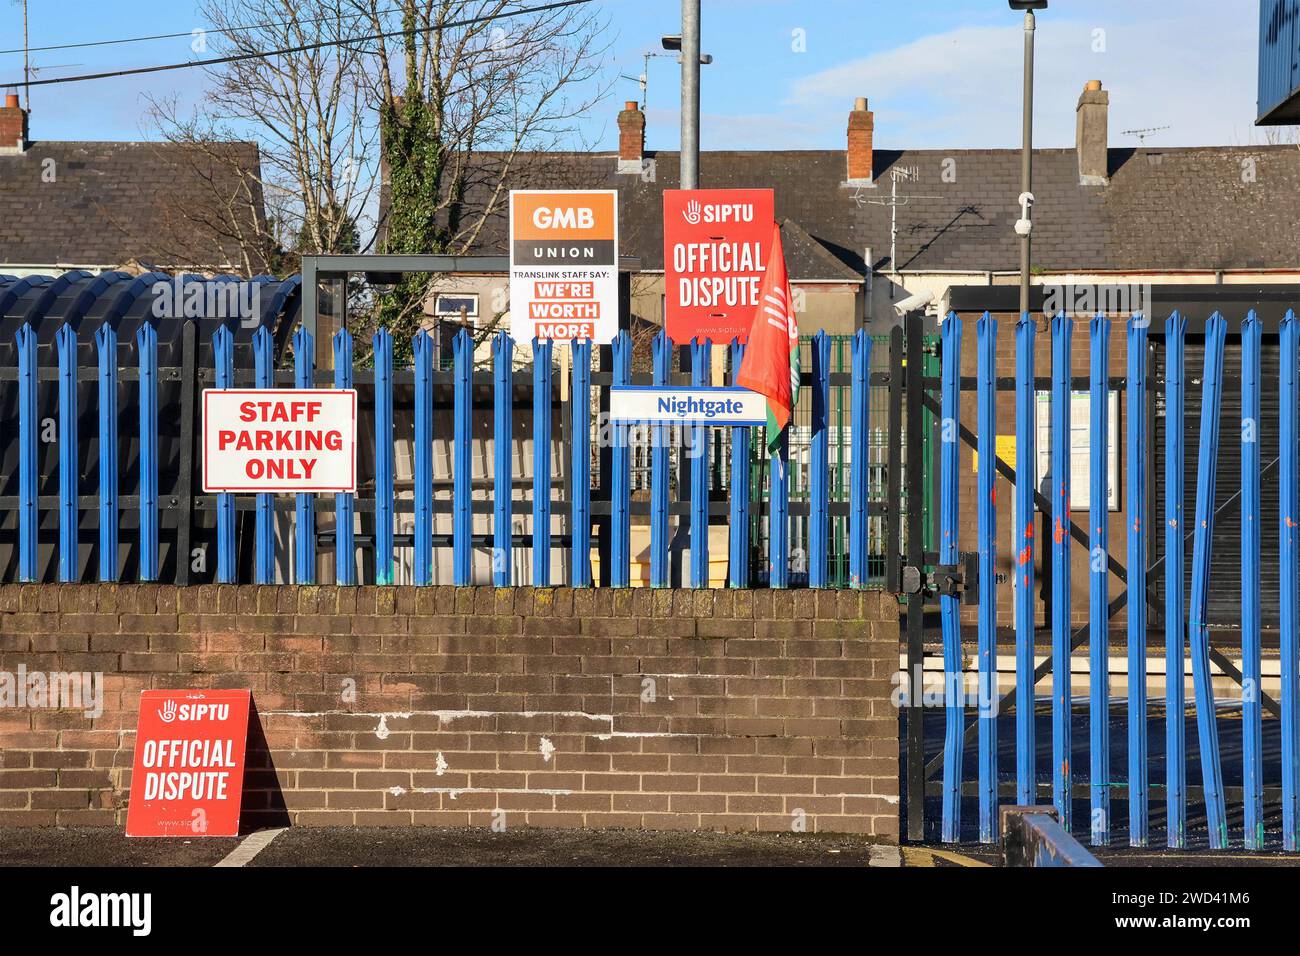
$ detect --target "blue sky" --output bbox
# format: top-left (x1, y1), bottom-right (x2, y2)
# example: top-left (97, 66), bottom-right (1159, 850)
top-left (0, 0), bottom-right (1273, 150)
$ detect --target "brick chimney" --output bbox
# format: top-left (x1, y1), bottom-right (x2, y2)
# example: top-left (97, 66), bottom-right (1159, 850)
top-left (617, 100), bottom-right (645, 174)
top-left (846, 97), bottom-right (874, 185)
top-left (0, 94), bottom-right (28, 155)
top-left (1076, 80), bottom-right (1109, 186)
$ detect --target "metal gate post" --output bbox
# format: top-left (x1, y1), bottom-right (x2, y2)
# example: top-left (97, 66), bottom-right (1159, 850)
top-left (1187, 313), bottom-right (1228, 849)
top-left (1282, 309), bottom-right (1300, 851)
top-left (939, 312), bottom-right (963, 843)
top-left (902, 318), bottom-right (924, 843)
top-left (976, 313), bottom-right (998, 842)
top-left (1050, 313), bottom-right (1073, 830)
top-left (1014, 314), bottom-right (1037, 806)
top-left (1126, 315), bottom-right (1149, 847)
top-left (1242, 311), bottom-right (1263, 850)
top-left (1164, 312), bottom-right (1187, 847)
top-left (1088, 315), bottom-right (1111, 845)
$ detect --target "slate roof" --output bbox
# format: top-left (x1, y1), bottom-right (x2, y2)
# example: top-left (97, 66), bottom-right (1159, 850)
top-left (448, 144), bottom-right (1300, 278)
top-left (0, 140), bottom-right (266, 273)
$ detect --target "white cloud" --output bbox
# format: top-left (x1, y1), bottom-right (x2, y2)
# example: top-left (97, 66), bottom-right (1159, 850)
top-left (777, 8), bottom-right (1267, 150)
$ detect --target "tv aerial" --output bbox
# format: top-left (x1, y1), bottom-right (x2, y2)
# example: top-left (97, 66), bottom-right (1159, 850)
top-left (1122, 125), bottom-right (1171, 146)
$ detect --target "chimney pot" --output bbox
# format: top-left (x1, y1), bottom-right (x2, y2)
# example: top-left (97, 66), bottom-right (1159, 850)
top-left (846, 97), bottom-right (875, 184)
top-left (616, 100), bottom-right (645, 173)
top-left (1076, 81), bottom-right (1109, 186)
top-left (4, 94), bottom-right (18, 109)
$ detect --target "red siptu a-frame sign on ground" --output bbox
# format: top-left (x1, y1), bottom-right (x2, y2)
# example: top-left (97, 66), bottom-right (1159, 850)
top-left (125, 689), bottom-right (252, 838)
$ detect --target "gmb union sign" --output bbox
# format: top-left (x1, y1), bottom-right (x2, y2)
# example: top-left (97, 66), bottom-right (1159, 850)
top-left (202, 389), bottom-right (357, 493)
top-left (509, 189), bottom-right (619, 344)
top-left (608, 386), bottom-right (767, 426)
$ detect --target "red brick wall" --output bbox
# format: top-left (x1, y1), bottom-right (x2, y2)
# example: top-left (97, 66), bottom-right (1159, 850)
top-left (0, 585), bottom-right (900, 839)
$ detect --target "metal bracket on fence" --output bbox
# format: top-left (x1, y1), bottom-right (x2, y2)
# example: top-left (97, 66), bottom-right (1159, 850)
top-left (1000, 806), bottom-right (1103, 867)
top-left (931, 552), bottom-right (978, 605)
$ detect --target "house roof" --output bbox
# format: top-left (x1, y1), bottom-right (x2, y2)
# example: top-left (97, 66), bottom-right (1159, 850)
top-left (0, 140), bottom-right (267, 273)
top-left (450, 144), bottom-right (1300, 278)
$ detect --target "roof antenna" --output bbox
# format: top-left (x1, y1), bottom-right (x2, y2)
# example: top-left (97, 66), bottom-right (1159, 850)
top-left (1122, 125), bottom-right (1171, 146)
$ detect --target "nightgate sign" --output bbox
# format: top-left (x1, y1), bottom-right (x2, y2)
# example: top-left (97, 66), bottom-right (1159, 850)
top-left (608, 386), bottom-right (767, 425)
top-left (202, 389), bottom-right (358, 493)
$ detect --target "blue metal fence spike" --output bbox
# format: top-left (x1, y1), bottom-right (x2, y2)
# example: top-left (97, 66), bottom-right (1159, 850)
top-left (16, 323), bottom-right (38, 582)
top-left (1164, 311), bottom-right (1187, 848)
top-left (137, 322), bottom-right (160, 582)
top-left (1014, 313), bottom-right (1037, 805)
top-left (939, 311), bottom-right (963, 842)
top-left (1050, 311), bottom-right (1073, 831)
top-left (1127, 314), bottom-right (1149, 847)
top-left (650, 331), bottom-right (671, 587)
top-left (333, 329), bottom-right (355, 585)
top-left (413, 330), bottom-right (434, 586)
top-left (611, 330), bottom-right (632, 588)
top-left (690, 338), bottom-right (711, 588)
top-left (373, 328), bottom-right (394, 585)
top-left (729, 338), bottom-right (751, 589)
top-left (1187, 312), bottom-right (1228, 850)
top-left (1241, 311), bottom-right (1263, 849)
top-left (1282, 309), bottom-right (1300, 851)
top-left (571, 339), bottom-right (592, 587)
top-left (493, 331), bottom-right (514, 586)
top-left (976, 312), bottom-right (998, 842)
top-left (533, 338), bottom-right (553, 586)
top-left (1089, 314), bottom-right (1111, 846)
top-left (810, 331), bottom-right (831, 589)
top-left (95, 323), bottom-right (119, 582)
top-left (251, 325), bottom-right (274, 584)
top-left (849, 330), bottom-right (873, 589)
top-left (56, 323), bottom-right (78, 582)
top-left (212, 325), bottom-right (235, 583)
top-left (452, 328), bottom-right (472, 586)
top-left (293, 324), bottom-right (315, 584)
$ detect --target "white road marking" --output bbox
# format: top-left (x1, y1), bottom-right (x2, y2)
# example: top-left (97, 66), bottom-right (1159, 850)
top-left (214, 827), bottom-right (288, 868)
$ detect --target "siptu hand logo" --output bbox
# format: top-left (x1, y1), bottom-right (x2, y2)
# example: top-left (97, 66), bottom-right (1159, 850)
top-left (682, 199), bottom-right (702, 225)
top-left (159, 699), bottom-right (178, 723)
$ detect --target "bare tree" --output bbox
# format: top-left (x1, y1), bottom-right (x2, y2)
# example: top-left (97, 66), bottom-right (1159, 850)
top-left (149, 0), bottom-right (381, 274)
top-left (353, 0), bottom-right (610, 355)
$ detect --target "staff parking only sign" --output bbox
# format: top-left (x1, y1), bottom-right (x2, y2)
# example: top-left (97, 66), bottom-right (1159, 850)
top-left (510, 189), bottom-right (619, 343)
top-left (202, 389), bottom-right (357, 493)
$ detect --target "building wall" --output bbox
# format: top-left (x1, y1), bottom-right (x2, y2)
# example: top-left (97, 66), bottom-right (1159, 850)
top-left (0, 584), bottom-right (900, 838)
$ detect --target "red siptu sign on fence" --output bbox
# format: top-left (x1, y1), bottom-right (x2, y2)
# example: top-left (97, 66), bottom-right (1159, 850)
top-left (202, 388), bottom-right (357, 493)
top-left (125, 689), bottom-right (252, 838)
top-left (663, 188), bottom-right (775, 344)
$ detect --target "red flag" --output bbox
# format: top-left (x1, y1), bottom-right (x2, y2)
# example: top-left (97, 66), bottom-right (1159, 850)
top-left (736, 222), bottom-right (800, 450)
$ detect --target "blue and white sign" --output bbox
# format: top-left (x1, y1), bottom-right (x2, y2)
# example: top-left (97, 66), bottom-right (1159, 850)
top-left (609, 386), bottom-right (767, 426)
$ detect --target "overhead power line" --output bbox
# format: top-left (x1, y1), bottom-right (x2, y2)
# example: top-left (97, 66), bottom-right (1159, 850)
top-left (0, 5), bottom-right (405, 57)
top-left (1, 0), bottom-right (593, 89)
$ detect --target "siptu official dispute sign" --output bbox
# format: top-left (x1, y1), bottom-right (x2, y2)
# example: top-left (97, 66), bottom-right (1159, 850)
top-left (125, 689), bottom-right (252, 837)
top-left (202, 389), bottom-right (357, 493)
top-left (509, 189), bottom-right (619, 344)
top-left (663, 188), bottom-right (775, 344)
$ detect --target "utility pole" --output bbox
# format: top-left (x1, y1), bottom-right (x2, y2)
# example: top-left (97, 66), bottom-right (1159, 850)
top-left (1011, 1), bottom-right (1047, 318)
top-left (680, 0), bottom-right (701, 190)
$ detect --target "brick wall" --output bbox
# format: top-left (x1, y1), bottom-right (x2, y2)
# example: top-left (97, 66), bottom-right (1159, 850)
top-left (0, 585), bottom-right (900, 839)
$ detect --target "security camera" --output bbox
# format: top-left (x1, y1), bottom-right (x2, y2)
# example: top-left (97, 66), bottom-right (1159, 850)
top-left (893, 290), bottom-right (935, 316)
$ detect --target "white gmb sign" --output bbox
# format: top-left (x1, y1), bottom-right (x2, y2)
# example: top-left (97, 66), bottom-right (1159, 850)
top-left (608, 387), bottom-right (767, 426)
top-left (202, 389), bottom-right (357, 493)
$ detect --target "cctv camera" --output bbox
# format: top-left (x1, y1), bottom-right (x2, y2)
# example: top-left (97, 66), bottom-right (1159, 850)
top-left (893, 290), bottom-right (935, 316)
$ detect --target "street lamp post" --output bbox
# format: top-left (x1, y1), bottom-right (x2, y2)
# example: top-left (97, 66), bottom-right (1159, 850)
top-left (1011, 1), bottom-right (1046, 319)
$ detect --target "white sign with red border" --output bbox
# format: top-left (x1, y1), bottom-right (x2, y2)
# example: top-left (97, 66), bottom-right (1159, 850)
top-left (202, 389), bottom-right (357, 493)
